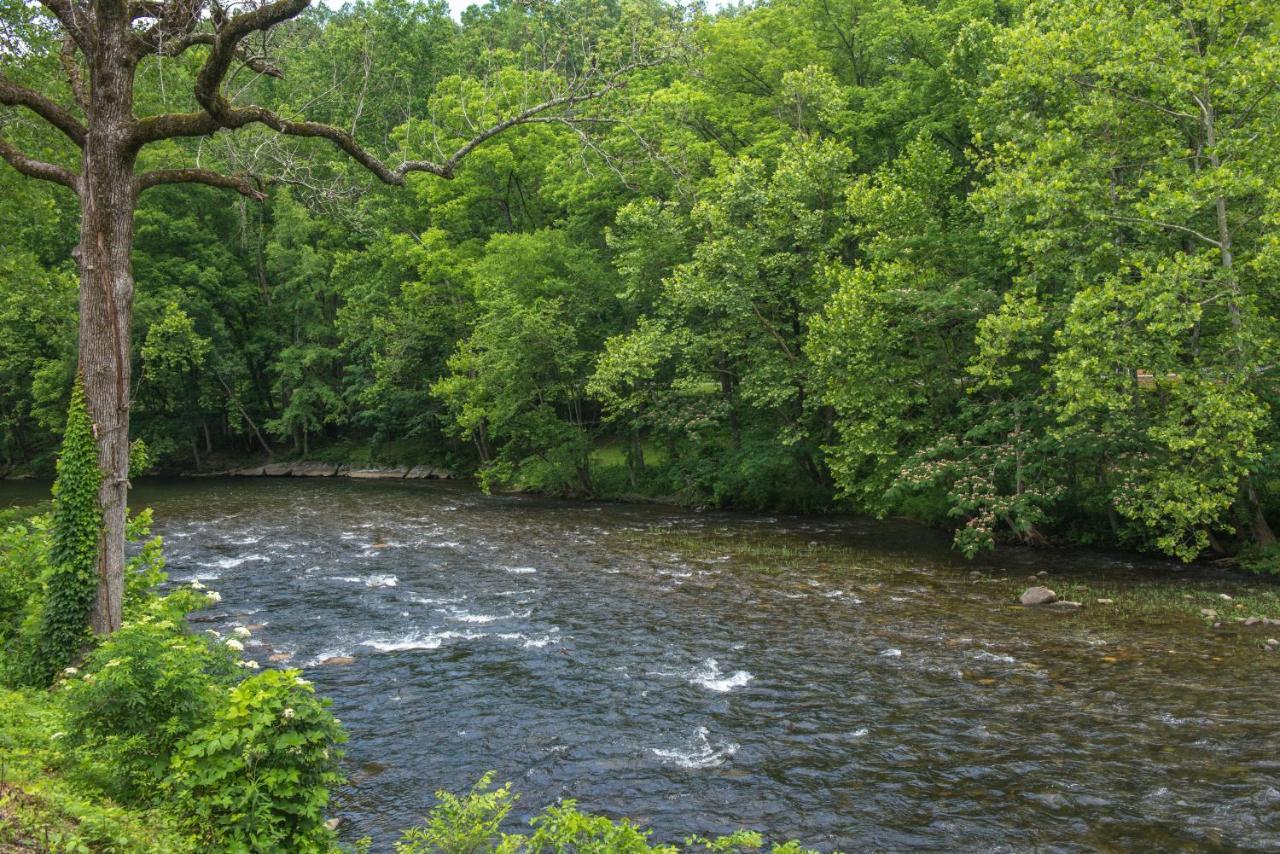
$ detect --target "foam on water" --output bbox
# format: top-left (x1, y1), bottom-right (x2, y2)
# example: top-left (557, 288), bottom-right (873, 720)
top-left (333, 574), bottom-right (399, 587)
top-left (690, 658), bottom-right (753, 692)
top-left (651, 726), bottom-right (738, 769)
top-left (650, 657), bottom-right (753, 692)
top-left (408, 593), bottom-right (464, 605)
top-left (360, 630), bottom-right (483, 652)
top-left (504, 566), bottom-right (538, 574)
top-left (200, 554), bottom-right (267, 570)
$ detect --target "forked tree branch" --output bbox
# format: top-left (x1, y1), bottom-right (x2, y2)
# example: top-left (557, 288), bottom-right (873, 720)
top-left (36, 0), bottom-right (88, 50)
top-left (137, 166), bottom-right (265, 199)
top-left (0, 75), bottom-right (88, 146)
top-left (0, 136), bottom-right (79, 190)
top-left (126, 0), bottom-right (645, 184)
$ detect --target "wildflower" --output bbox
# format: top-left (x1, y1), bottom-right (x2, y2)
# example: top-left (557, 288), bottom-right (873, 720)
top-left (62, 667), bottom-right (78, 677)
top-left (206, 591), bottom-right (222, 604)
top-left (105, 658), bottom-right (122, 668)
top-left (51, 731), bottom-right (65, 740)
top-left (283, 708), bottom-right (295, 720)
top-left (205, 629), bottom-right (222, 639)
top-left (190, 580), bottom-right (206, 591)
top-left (233, 626), bottom-right (252, 638)
top-left (294, 677), bottom-right (311, 687)
top-left (243, 659), bottom-right (260, 669)
top-left (225, 638), bottom-right (244, 652)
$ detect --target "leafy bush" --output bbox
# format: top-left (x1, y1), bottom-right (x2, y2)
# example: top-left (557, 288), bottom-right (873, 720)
top-left (167, 668), bottom-right (347, 852)
top-left (0, 515), bottom-right (50, 649)
top-left (60, 604), bottom-right (239, 799)
top-left (396, 775), bottom-right (822, 854)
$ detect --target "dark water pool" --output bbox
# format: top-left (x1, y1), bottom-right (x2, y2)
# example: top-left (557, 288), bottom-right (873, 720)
top-left (5, 477), bottom-right (1279, 850)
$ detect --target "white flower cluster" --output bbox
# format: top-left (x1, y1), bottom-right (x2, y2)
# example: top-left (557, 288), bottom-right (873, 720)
top-left (225, 638), bottom-right (244, 652)
top-left (232, 626), bottom-right (252, 639)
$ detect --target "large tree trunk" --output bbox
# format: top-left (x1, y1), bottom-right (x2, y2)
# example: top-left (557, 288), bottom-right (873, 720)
top-left (79, 16), bottom-right (138, 635)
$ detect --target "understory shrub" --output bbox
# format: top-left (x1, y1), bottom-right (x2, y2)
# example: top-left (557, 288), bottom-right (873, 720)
top-left (60, 597), bottom-right (240, 800)
top-left (166, 668), bottom-right (347, 852)
top-left (396, 774), bottom-right (823, 854)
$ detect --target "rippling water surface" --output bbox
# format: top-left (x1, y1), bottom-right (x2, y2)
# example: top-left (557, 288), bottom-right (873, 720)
top-left (12, 477), bottom-right (1280, 850)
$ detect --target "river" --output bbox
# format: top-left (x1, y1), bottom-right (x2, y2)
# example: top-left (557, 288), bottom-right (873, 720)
top-left (4, 477), bottom-right (1279, 850)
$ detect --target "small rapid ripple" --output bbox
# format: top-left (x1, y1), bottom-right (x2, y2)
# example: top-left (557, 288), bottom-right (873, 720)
top-left (117, 478), bottom-right (1280, 852)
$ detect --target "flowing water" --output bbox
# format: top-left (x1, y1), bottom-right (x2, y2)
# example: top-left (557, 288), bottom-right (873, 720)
top-left (5, 477), bottom-right (1280, 851)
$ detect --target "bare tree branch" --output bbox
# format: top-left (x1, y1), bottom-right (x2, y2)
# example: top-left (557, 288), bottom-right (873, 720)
top-left (137, 166), bottom-right (265, 199)
top-left (0, 136), bottom-right (79, 190)
top-left (0, 74), bottom-right (87, 146)
top-left (1102, 213), bottom-right (1223, 249)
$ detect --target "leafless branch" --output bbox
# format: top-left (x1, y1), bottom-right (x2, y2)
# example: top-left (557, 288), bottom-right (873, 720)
top-left (1102, 213), bottom-right (1222, 249)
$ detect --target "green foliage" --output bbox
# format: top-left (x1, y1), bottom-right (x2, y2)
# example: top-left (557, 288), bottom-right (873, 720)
top-left (167, 668), bottom-right (347, 852)
top-left (59, 607), bottom-right (239, 800)
top-left (396, 774), bottom-right (822, 854)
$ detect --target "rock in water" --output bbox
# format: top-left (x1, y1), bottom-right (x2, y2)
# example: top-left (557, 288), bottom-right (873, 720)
top-left (292, 461), bottom-right (338, 477)
top-left (346, 467), bottom-right (409, 479)
top-left (319, 656), bottom-right (356, 666)
top-left (1020, 586), bottom-right (1058, 606)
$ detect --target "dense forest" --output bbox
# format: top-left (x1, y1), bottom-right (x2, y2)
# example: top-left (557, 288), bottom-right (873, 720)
top-left (4, 0), bottom-right (1280, 566)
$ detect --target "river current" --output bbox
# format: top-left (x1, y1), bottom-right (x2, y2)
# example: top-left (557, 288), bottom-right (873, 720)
top-left (6, 477), bottom-right (1279, 850)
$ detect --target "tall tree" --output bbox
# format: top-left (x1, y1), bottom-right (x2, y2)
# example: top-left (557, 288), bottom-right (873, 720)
top-left (0, 0), bottom-right (670, 633)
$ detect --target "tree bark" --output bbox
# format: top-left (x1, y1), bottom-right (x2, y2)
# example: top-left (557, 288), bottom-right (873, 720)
top-left (79, 9), bottom-right (139, 635)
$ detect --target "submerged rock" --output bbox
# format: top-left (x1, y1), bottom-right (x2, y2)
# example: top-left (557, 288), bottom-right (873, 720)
top-left (1020, 586), bottom-right (1058, 606)
top-left (318, 656), bottom-right (356, 666)
top-left (1052, 600), bottom-right (1083, 610)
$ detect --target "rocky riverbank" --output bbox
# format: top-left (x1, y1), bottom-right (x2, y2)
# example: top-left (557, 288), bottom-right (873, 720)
top-left (186, 462), bottom-right (459, 480)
